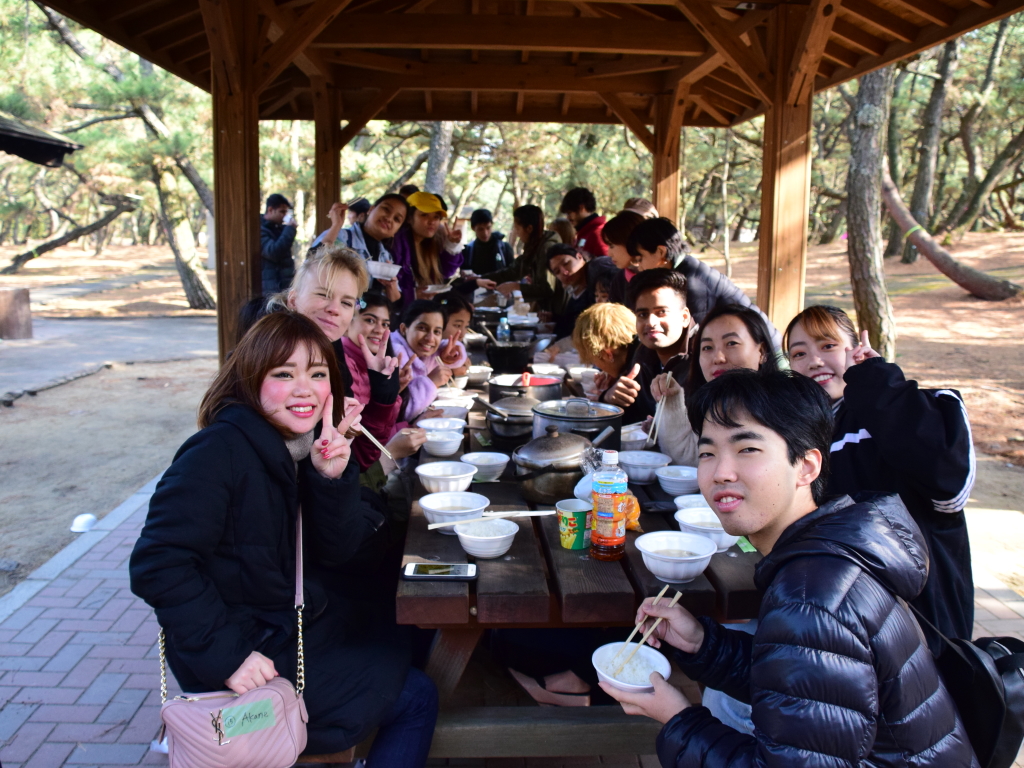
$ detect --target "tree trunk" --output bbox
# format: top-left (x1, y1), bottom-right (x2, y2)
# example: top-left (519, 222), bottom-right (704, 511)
top-left (884, 67), bottom-right (911, 258)
top-left (36, 3), bottom-right (215, 217)
top-left (902, 40), bottom-right (959, 263)
top-left (424, 122), bottom-right (454, 194)
top-left (151, 166), bottom-right (216, 310)
top-left (820, 199), bottom-right (848, 245)
top-left (1, 196), bottom-right (136, 274)
top-left (721, 131), bottom-right (732, 278)
top-left (847, 67), bottom-right (898, 361)
top-left (387, 150), bottom-right (430, 194)
top-left (881, 162), bottom-right (1022, 300)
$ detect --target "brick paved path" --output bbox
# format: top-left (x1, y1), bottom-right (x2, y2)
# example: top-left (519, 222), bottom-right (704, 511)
top-left (1, 477), bottom-right (1022, 767)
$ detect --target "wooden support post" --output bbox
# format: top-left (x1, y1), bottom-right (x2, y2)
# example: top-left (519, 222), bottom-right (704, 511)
top-left (312, 76), bottom-right (341, 237)
top-left (757, 6), bottom-right (813, 330)
top-left (652, 84), bottom-right (687, 227)
top-left (205, 0), bottom-right (261, 359)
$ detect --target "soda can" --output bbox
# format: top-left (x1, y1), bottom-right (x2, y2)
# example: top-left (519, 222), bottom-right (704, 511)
top-left (556, 499), bottom-right (592, 550)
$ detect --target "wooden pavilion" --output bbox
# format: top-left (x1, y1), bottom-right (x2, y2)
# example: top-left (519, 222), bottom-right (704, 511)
top-left (42, 0), bottom-right (1024, 354)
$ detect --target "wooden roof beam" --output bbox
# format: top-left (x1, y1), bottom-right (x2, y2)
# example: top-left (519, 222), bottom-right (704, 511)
top-left (339, 87), bottom-right (401, 148)
top-left (822, 40), bottom-right (860, 69)
top-left (840, 0), bottom-right (917, 43)
top-left (257, 0), bottom-right (334, 85)
top-left (690, 91), bottom-right (729, 125)
top-left (817, 0), bottom-right (1024, 91)
top-left (673, 1), bottom-right (772, 102)
top-left (324, 50), bottom-right (424, 74)
top-left (599, 92), bottom-right (656, 152)
top-left (831, 17), bottom-right (886, 56)
top-left (576, 55), bottom-right (683, 80)
top-left (660, 9), bottom-right (769, 91)
top-left (253, 0), bottom-right (351, 92)
top-left (787, 0), bottom-right (841, 105)
top-left (122, 7), bottom-right (200, 39)
top-left (887, 0), bottom-right (955, 27)
top-left (312, 14), bottom-right (707, 56)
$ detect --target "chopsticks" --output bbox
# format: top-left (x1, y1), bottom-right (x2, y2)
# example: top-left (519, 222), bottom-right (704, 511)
top-left (611, 589), bottom-right (683, 679)
top-left (613, 584), bottom-right (669, 658)
top-left (643, 372), bottom-right (675, 450)
top-left (353, 424), bottom-right (393, 461)
top-left (426, 510), bottom-right (556, 530)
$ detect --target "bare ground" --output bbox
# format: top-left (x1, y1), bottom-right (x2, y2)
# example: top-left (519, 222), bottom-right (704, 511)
top-left (0, 234), bottom-right (1021, 598)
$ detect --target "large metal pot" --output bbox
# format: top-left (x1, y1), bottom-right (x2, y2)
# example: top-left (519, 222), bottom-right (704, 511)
top-left (532, 398), bottom-right (624, 450)
top-left (512, 426), bottom-right (592, 505)
top-left (487, 373), bottom-right (563, 403)
top-left (480, 393), bottom-right (539, 443)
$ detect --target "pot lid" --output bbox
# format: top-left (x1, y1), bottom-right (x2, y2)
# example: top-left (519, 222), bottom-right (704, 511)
top-left (533, 398), bottom-right (624, 420)
top-left (489, 392), bottom-right (540, 417)
top-left (513, 425), bottom-right (591, 470)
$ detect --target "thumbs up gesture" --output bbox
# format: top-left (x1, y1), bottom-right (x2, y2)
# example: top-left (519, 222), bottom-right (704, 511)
top-left (602, 363), bottom-right (642, 408)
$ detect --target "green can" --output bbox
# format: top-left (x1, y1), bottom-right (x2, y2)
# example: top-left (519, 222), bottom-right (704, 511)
top-left (556, 499), bottom-right (592, 550)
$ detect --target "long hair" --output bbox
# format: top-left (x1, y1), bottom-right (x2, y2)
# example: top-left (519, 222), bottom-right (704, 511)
top-left (404, 194), bottom-right (448, 287)
top-left (284, 244), bottom-right (370, 306)
top-left (685, 302), bottom-right (780, 394)
top-left (513, 205), bottom-right (545, 253)
top-left (198, 312), bottom-right (345, 434)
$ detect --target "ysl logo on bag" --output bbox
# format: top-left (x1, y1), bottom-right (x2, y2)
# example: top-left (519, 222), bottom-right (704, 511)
top-left (210, 710), bottom-right (231, 746)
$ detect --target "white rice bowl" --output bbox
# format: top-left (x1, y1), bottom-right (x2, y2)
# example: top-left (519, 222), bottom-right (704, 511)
top-left (592, 642), bottom-right (671, 692)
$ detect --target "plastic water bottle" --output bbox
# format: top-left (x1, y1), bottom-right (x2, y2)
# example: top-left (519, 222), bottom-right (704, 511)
top-left (591, 451), bottom-right (629, 561)
top-left (497, 317), bottom-right (511, 342)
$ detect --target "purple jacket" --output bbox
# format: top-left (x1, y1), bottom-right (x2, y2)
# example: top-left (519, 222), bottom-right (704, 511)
top-left (391, 332), bottom-right (441, 422)
top-left (390, 228), bottom-right (463, 302)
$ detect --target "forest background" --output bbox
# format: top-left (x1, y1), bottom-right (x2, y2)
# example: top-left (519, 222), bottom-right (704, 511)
top-left (1, 0), bottom-right (1024, 310)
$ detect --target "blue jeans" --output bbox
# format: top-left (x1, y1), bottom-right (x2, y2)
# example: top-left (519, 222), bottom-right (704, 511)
top-left (365, 667), bottom-right (438, 767)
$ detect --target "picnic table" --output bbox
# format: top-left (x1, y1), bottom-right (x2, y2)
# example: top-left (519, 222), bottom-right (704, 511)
top-left (397, 405), bottom-right (761, 759)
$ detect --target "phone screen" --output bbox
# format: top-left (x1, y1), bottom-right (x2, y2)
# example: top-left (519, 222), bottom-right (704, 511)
top-left (410, 563), bottom-right (471, 576)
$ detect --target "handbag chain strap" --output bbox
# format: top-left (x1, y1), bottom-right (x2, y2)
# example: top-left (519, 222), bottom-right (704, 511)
top-left (158, 507), bottom-right (306, 703)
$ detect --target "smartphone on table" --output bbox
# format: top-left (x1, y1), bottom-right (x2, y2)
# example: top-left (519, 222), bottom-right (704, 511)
top-left (402, 562), bottom-right (477, 581)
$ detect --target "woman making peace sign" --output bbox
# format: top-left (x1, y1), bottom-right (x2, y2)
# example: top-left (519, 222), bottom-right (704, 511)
top-left (129, 312), bottom-right (438, 765)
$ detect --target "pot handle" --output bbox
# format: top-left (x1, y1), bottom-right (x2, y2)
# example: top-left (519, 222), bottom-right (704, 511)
top-left (475, 396), bottom-right (510, 420)
top-left (591, 426), bottom-right (615, 447)
top-left (515, 463), bottom-right (569, 480)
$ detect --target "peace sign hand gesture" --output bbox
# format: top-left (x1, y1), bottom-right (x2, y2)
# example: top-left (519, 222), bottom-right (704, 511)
top-left (311, 394), bottom-right (365, 480)
top-left (399, 356), bottom-right (415, 392)
top-left (439, 334), bottom-right (462, 367)
top-left (359, 329), bottom-right (397, 376)
top-left (847, 329), bottom-right (881, 368)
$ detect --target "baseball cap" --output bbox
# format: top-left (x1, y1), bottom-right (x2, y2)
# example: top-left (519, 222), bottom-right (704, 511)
top-left (406, 191), bottom-right (448, 216)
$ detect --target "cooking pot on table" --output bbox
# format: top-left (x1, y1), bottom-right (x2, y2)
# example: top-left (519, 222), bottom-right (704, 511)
top-left (487, 373), bottom-right (563, 403)
top-left (512, 425), bottom-right (615, 505)
top-left (532, 398), bottom-right (624, 450)
top-left (478, 392), bottom-right (539, 443)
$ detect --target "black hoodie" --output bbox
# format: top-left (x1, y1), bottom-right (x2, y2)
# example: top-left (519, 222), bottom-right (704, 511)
top-left (656, 493), bottom-right (978, 768)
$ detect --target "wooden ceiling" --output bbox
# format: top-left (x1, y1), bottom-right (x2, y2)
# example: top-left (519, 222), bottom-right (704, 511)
top-left (43, 0), bottom-right (1024, 128)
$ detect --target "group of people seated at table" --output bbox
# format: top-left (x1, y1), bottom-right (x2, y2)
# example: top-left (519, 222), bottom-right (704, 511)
top-left (128, 182), bottom-right (980, 767)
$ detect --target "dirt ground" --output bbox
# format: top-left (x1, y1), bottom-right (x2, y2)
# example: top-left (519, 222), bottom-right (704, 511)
top-left (0, 233), bottom-right (1022, 598)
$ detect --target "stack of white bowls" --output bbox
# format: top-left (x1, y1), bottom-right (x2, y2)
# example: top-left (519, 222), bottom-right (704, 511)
top-left (655, 466), bottom-right (699, 495)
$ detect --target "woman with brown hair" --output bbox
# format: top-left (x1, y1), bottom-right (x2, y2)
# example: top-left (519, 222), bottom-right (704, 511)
top-left (129, 312), bottom-right (438, 765)
top-left (477, 204), bottom-right (561, 306)
top-left (390, 191), bottom-right (464, 304)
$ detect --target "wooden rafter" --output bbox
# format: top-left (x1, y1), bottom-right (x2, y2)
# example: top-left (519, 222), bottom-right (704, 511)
top-left (515, 91), bottom-right (525, 115)
top-left (659, 9), bottom-right (769, 92)
top-left (325, 49), bottom-right (424, 74)
top-left (887, 0), bottom-right (955, 26)
top-left (561, 92), bottom-right (572, 115)
top-left (261, 85), bottom-right (307, 117)
top-left (312, 14), bottom-right (707, 56)
top-left (672, 1), bottom-right (773, 103)
top-left (576, 55), bottom-right (681, 79)
top-left (253, 0), bottom-right (350, 91)
top-left (840, 0), bottom-right (917, 42)
top-left (831, 18), bottom-right (886, 56)
top-left (339, 87), bottom-right (401, 149)
top-left (822, 41), bottom-right (860, 69)
top-left (787, 0), bottom-right (841, 105)
top-left (257, 0), bottom-right (334, 84)
top-left (690, 91), bottom-right (729, 125)
top-left (123, 7), bottom-right (200, 38)
top-left (599, 92), bottom-right (656, 152)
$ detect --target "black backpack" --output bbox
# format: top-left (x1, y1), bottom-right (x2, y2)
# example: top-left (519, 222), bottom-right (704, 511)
top-left (906, 601), bottom-right (1024, 768)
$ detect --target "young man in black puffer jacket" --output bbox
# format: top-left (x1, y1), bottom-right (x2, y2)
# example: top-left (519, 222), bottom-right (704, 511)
top-left (602, 369), bottom-right (977, 767)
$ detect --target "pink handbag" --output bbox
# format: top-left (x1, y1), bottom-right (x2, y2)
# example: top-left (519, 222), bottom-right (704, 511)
top-left (156, 513), bottom-right (309, 768)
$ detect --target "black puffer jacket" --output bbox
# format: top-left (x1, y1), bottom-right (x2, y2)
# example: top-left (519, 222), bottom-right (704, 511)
top-left (657, 494), bottom-right (978, 767)
top-left (130, 403), bottom-right (409, 752)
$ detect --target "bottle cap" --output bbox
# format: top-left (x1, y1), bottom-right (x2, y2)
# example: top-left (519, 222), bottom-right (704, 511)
top-left (602, 450), bottom-right (618, 465)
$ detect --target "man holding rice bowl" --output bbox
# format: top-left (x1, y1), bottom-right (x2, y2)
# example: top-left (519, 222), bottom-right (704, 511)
top-left (600, 369), bottom-right (976, 767)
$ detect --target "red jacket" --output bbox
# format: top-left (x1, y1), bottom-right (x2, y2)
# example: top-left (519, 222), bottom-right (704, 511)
top-left (340, 336), bottom-right (403, 470)
top-left (575, 214), bottom-right (607, 258)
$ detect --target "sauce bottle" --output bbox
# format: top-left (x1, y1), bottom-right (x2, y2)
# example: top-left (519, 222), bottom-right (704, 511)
top-left (591, 450), bottom-right (628, 561)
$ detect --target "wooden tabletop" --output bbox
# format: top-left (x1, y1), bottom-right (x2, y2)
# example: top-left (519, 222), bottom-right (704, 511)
top-left (398, 410), bottom-right (761, 628)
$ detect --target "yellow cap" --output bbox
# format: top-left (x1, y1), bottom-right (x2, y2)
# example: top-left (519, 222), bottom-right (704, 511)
top-left (406, 191), bottom-right (448, 216)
